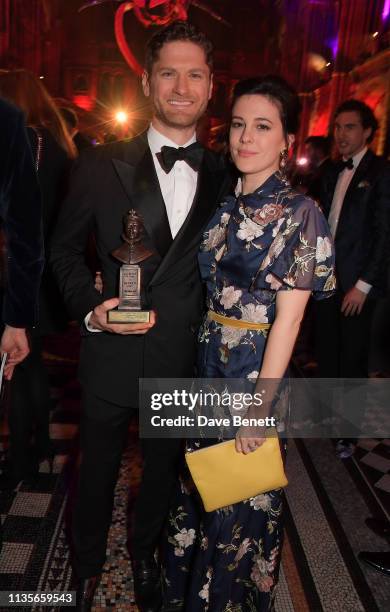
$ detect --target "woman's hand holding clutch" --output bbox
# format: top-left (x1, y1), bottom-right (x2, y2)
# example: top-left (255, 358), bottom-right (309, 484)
top-left (235, 422), bottom-right (266, 454)
top-left (235, 397), bottom-right (271, 454)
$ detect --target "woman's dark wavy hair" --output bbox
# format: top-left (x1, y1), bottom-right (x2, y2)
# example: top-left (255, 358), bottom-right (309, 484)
top-left (232, 75), bottom-right (301, 137)
top-left (145, 20), bottom-right (213, 74)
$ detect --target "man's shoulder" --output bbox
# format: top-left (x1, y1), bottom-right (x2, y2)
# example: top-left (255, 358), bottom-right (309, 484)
top-left (0, 98), bottom-right (23, 137)
top-left (203, 147), bottom-right (227, 172)
top-left (360, 150), bottom-right (390, 182)
top-left (0, 97), bottom-right (22, 121)
top-left (319, 157), bottom-right (335, 174)
top-left (365, 150), bottom-right (390, 170)
top-left (75, 132), bottom-right (149, 168)
top-left (320, 157), bottom-right (339, 179)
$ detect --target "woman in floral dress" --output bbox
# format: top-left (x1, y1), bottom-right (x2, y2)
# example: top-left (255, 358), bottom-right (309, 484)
top-left (162, 76), bottom-right (335, 611)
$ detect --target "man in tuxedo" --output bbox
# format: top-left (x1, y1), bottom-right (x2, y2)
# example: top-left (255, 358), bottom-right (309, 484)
top-left (316, 99), bottom-right (390, 457)
top-left (0, 98), bottom-right (43, 381)
top-left (50, 21), bottom-right (229, 611)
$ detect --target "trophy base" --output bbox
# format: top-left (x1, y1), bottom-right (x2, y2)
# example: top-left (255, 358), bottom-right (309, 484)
top-left (107, 310), bottom-right (151, 324)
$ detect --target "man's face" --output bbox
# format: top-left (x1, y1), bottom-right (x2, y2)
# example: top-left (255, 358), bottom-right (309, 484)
top-left (142, 40), bottom-right (212, 136)
top-left (334, 111), bottom-right (372, 158)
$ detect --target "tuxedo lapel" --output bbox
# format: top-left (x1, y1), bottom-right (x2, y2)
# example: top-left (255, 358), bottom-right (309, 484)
top-left (343, 149), bottom-right (373, 203)
top-left (337, 150), bottom-right (373, 233)
top-left (112, 147), bottom-right (172, 258)
top-left (150, 154), bottom-right (219, 285)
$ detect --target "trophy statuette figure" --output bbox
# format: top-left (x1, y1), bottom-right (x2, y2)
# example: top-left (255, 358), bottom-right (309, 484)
top-left (107, 209), bottom-right (154, 323)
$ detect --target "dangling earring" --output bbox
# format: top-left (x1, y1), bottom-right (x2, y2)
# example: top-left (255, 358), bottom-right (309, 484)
top-left (279, 149), bottom-right (288, 173)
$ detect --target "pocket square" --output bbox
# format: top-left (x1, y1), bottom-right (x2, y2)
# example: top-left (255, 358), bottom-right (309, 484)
top-left (357, 180), bottom-right (370, 188)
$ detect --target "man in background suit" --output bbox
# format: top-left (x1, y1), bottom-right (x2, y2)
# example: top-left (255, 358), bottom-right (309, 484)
top-left (0, 98), bottom-right (43, 381)
top-left (316, 99), bottom-right (390, 457)
top-left (50, 21), bottom-right (229, 612)
top-left (0, 98), bottom-right (43, 544)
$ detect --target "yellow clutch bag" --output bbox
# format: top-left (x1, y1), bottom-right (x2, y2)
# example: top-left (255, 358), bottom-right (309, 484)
top-left (185, 435), bottom-right (288, 512)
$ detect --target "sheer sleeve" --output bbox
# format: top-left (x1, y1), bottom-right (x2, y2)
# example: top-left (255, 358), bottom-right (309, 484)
top-left (251, 196), bottom-right (336, 300)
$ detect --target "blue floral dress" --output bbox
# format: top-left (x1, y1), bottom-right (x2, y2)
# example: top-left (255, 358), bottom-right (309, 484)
top-left (162, 172), bottom-right (335, 611)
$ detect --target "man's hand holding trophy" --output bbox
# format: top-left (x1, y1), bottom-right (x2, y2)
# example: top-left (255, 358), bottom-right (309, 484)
top-left (89, 210), bottom-right (156, 335)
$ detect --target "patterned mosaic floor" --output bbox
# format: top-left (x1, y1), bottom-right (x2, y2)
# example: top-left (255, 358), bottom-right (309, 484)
top-left (0, 330), bottom-right (389, 611)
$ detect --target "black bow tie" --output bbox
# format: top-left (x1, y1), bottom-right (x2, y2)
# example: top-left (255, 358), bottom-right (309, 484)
top-left (338, 158), bottom-right (354, 172)
top-left (158, 142), bottom-right (203, 173)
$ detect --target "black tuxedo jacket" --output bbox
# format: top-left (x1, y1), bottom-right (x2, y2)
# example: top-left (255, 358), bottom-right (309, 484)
top-left (320, 149), bottom-right (390, 296)
top-left (27, 127), bottom-right (71, 334)
top-left (50, 133), bottom-right (230, 406)
top-left (0, 99), bottom-right (44, 328)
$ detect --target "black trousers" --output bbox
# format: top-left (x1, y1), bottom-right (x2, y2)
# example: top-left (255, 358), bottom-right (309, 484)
top-left (314, 292), bottom-right (376, 439)
top-left (8, 334), bottom-right (51, 478)
top-left (315, 292), bottom-right (376, 378)
top-left (72, 389), bottom-right (183, 578)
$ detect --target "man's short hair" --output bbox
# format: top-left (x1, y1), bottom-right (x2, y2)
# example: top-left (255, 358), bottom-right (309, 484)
top-left (304, 135), bottom-right (331, 157)
top-left (334, 99), bottom-right (378, 143)
top-left (145, 20), bottom-right (213, 75)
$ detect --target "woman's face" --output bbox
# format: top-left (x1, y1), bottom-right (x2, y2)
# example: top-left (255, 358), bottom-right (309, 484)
top-left (229, 94), bottom-right (293, 187)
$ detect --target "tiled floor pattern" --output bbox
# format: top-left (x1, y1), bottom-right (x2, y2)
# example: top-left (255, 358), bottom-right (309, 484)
top-left (354, 439), bottom-right (390, 514)
top-left (294, 438), bottom-right (390, 611)
top-left (0, 334), bottom-right (389, 610)
top-left (2, 430), bottom-right (389, 610)
top-left (286, 441), bottom-right (370, 611)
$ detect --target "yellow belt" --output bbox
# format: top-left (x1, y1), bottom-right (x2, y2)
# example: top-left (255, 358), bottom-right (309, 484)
top-left (208, 310), bottom-right (271, 331)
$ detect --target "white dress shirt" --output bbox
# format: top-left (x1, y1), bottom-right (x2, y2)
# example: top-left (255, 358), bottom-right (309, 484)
top-left (85, 124), bottom-right (199, 331)
top-left (328, 146), bottom-right (371, 294)
top-left (147, 124), bottom-right (198, 239)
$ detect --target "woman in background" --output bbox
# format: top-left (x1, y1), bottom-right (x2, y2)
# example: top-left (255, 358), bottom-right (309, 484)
top-left (162, 76), bottom-right (335, 611)
top-left (0, 69), bottom-right (77, 488)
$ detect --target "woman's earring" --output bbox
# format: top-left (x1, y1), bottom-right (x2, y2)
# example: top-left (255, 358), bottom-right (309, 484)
top-left (279, 149), bottom-right (288, 172)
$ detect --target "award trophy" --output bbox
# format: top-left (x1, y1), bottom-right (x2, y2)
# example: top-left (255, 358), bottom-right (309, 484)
top-left (107, 209), bottom-right (154, 324)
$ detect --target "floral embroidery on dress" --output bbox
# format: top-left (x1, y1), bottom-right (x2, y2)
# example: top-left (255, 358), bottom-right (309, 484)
top-left (173, 528), bottom-right (196, 556)
top-left (202, 204), bottom-right (232, 252)
top-left (316, 235), bottom-right (333, 262)
top-left (203, 223), bottom-right (228, 251)
top-left (220, 286), bottom-right (243, 310)
top-left (249, 493), bottom-right (272, 512)
top-left (240, 303), bottom-right (268, 323)
top-left (199, 567), bottom-right (213, 603)
top-left (237, 215), bottom-right (264, 242)
top-left (167, 506), bottom-right (196, 558)
top-left (220, 326), bottom-right (247, 350)
top-left (250, 551), bottom-right (276, 593)
top-left (265, 273), bottom-right (282, 290)
top-left (247, 202), bottom-right (285, 227)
